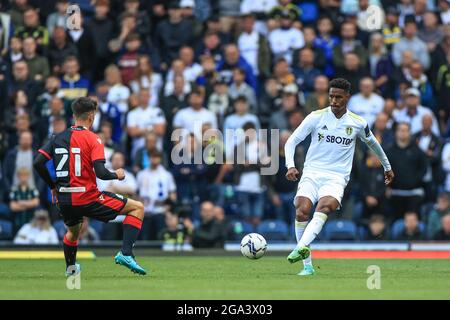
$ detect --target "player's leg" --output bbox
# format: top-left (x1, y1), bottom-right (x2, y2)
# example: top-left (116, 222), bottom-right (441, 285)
top-left (114, 198), bottom-right (147, 275)
top-left (297, 196), bottom-right (340, 251)
top-left (292, 197), bottom-right (315, 275)
top-left (63, 222), bottom-right (82, 275)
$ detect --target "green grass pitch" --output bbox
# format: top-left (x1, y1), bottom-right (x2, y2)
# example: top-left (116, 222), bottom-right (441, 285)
top-left (1, 256), bottom-right (450, 299)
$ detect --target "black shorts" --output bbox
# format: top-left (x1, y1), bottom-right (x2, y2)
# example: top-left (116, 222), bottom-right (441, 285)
top-left (59, 191), bottom-right (128, 227)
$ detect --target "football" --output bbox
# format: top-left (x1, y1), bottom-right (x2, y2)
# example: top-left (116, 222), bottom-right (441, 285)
top-left (240, 233), bottom-right (268, 259)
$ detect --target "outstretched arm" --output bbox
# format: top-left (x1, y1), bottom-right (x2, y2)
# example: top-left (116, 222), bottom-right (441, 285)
top-left (360, 127), bottom-right (394, 185)
top-left (285, 114), bottom-right (316, 181)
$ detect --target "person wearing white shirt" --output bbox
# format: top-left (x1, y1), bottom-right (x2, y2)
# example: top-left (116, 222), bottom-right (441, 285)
top-left (129, 55), bottom-right (163, 107)
top-left (223, 96), bottom-right (260, 157)
top-left (240, 0), bottom-right (277, 35)
top-left (105, 64), bottom-right (130, 113)
top-left (393, 88), bottom-right (439, 136)
top-left (438, 0), bottom-right (450, 24)
top-left (13, 210), bottom-right (59, 245)
top-left (137, 151), bottom-right (177, 240)
top-left (164, 59), bottom-right (195, 97)
top-left (126, 89), bottom-right (166, 157)
top-left (268, 13), bottom-right (304, 66)
top-left (97, 152), bottom-right (138, 197)
top-left (173, 89), bottom-right (218, 136)
top-left (348, 77), bottom-right (385, 128)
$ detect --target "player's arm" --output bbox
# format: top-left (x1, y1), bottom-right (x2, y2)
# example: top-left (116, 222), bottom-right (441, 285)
top-left (91, 134), bottom-right (125, 181)
top-left (359, 124), bottom-right (394, 185)
top-left (285, 114), bottom-right (316, 181)
top-left (33, 153), bottom-right (56, 190)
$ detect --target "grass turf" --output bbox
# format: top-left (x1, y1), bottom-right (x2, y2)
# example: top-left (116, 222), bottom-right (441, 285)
top-left (0, 256), bottom-right (449, 299)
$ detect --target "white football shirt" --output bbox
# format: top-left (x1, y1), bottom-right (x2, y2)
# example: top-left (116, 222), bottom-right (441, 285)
top-left (285, 107), bottom-right (372, 181)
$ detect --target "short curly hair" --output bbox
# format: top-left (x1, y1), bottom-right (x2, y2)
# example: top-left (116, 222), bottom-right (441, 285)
top-left (329, 78), bottom-right (351, 94)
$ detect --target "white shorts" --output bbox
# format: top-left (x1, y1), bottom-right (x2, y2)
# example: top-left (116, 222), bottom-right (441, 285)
top-left (294, 171), bottom-right (348, 206)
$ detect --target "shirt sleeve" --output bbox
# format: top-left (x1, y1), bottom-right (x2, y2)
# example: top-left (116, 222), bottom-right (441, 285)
top-left (38, 136), bottom-right (54, 160)
top-left (91, 134), bottom-right (106, 162)
top-left (285, 113), bottom-right (318, 168)
top-left (358, 122), bottom-right (392, 171)
top-left (153, 108), bottom-right (167, 125)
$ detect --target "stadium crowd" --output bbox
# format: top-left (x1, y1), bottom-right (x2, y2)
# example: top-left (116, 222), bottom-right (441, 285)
top-left (1, 0), bottom-right (450, 246)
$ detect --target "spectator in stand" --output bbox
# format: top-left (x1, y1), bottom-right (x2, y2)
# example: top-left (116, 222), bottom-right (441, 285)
top-left (155, 2), bottom-right (194, 69)
top-left (368, 32), bottom-right (393, 97)
top-left (237, 13), bottom-right (271, 79)
top-left (217, 44), bottom-right (257, 90)
top-left (46, 0), bottom-right (69, 36)
top-left (269, 130), bottom-right (301, 225)
top-left (34, 75), bottom-right (64, 120)
top-left (440, 138), bottom-right (450, 193)
top-left (130, 55), bottom-right (163, 107)
top-left (435, 51), bottom-right (450, 125)
top-left (427, 192), bottom-right (450, 239)
top-left (3, 130), bottom-right (37, 190)
top-left (22, 37), bottom-right (49, 83)
top-left (439, 0), bottom-right (450, 24)
top-left (348, 77), bottom-right (385, 128)
top-left (267, 10), bottom-right (304, 66)
top-left (177, 46), bottom-right (203, 84)
top-left (382, 7), bottom-right (401, 50)
top-left (66, 10), bottom-right (96, 81)
top-left (9, 60), bottom-right (41, 105)
top-left (117, 33), bottom-right (145, 86)
top-left (403, 61), bottom-right (435, 110)
top-left (363, 214), bottom-right (389, 240)
top-left (187, 201), bottom-right (227, 248)
top-left (207, 77), bottom-right (231, 126)
top-left (233, 122), bottom-right (269, 227)
top-left (97, 151), bottom-right (137, 198)
top-left (304, 75), bottom-right (329, 115)
top-left (163, 59), bottom-right (193, 97)
top-left (6, 36), bottom-right (23, 65)
top-left (413, 114), bottom-right (443, 202)
top-left (293, 48), bottom-right (322, 97)
top-left (393, 88), bottom-right (439, 136)
top-left (104, 64), bottom-right (130, 113)
top-left (223, 95), bottom-right (260, 155)
top-left (160, 75), bottom-right (189, 134)
top-left (228, 67), bottom-right (257, 112)
top-left (87, 0), bottom-right (115, 82)
top-left (173, 88), bottom-right (217, 135)
top-left (95, 82), bottom-right (123, 144)
top-left (386, 122), bottom-right (427, 220)
top-left (270, 85), bottom-right (300, 131)
top-left (272, 58), bottom-right (296, 89)
top-left (126, 88), bottom-right (166, 157)
top-left (13, 209), bottom-right (58, 245)
top-left (314, 16), bottom-right (340, 78)
top-left (418, 11), bottom-right (443, 54)
top-left (47, 26), bottom-right (78, 75)
top-left (195, 31), bottom-right (223, 63)
top-left (371, 112), bottom-right (395, 148)
top-left (395, 211), bottom-right (424, 240)
top-left (158, 211), bottom-right (191, 245)
top-left (240, 0), bottom-right (277, 35)
top-left (137, 150), bottom-right (177, 240)
top-left (60, 56), bottom-right (90, 101)
top-left (333, 22), bottom-right (367, 73)
top-left (9, 167), bottom-right (40, 232)
top-left (392, 18), bottom-right (430, 70)
top-left (133, 131), bottom-right (159, 173)
top-left (433, 214), bottom-right (450, 240)
top-left (357, 151), bottom-right (388, 222)
top-left (335, 52), bottom-right (369, 94)
top-left (14, 7), bottom-right (49, 50)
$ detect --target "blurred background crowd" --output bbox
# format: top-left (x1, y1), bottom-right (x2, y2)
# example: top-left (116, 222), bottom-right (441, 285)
top-left (1, 0), bottom-right (450, 246)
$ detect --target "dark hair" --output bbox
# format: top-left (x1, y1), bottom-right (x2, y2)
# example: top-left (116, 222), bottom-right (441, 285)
top-left (71, 97), bottom-right (97, 119)
top-left (150, 150), bottom-right (163, 159)
top-left (242, 121), bottom-right (256, 131)
top-left (329, 78), bottom-right (351, 94)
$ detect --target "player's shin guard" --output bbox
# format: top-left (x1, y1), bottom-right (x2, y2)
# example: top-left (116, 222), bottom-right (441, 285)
top-left (121, 215), bottom-right (143, 256)
top-left (63, 235), bottom-right (78, 268)
top-left (298, 212), bottom-right (328, 248)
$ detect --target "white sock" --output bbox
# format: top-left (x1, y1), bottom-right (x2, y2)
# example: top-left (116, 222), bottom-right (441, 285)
top-left (295, 220), bottom-right (313, 267)
top-left (298, 212), bottom-right (328, 248)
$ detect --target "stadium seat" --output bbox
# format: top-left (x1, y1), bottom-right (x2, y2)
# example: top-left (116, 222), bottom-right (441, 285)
top-left (257, 220), bottom-right (289, 241)
top-left (323, 220), bottom-right (357, 241)
top-left (53, 220), bottom-right (67, 240)
top-left (228, 220), bottom-right (254, 241)
top-left (0, 219), bottom-right (13, 240)
top-left (0, 203), bottom-right (10, 219)
top-left (390, 219), bottom-right (426, 240)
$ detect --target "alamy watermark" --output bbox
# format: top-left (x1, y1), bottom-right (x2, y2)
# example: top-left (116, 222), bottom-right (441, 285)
top-left (66, 266), bottom-right (81, 290)
top-left (66, 4), bottom-right (82, 30)
top-left (366, 265), bottom-right (381, 290)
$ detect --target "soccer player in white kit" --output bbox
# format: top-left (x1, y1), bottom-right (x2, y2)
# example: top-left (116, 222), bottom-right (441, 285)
top-left (284, 78), bottom-right (395, 276)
